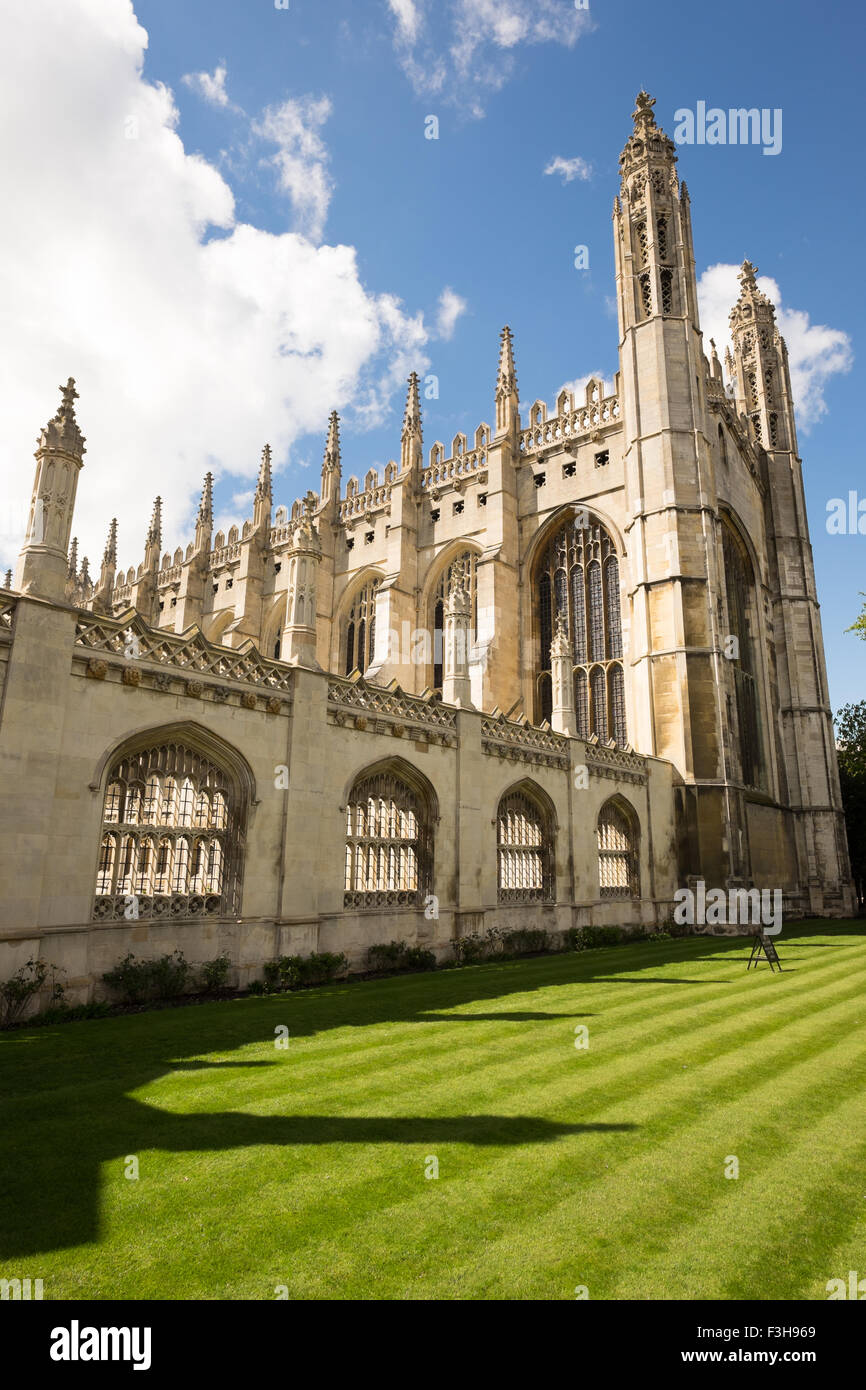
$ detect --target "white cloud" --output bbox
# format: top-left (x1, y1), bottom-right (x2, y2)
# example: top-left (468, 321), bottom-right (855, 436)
top-left (697, 263), bottom-right (853, 429)
top-left (544, 155), bottom-right (592, 184)
top-left (254, 96), bottom-right (334, 243)
top-left (387, 0), bottom-right (592, 116)
top-left (182, 63), bottom-right (232, 109)
top-left (0, 0), bottom-right (432, 574)
top-left (387, 0), bottom-right (423, 45)
top-left (558, 373), bottom-right (614, 404)
top-left (435, 287), bottom-right (467, 340)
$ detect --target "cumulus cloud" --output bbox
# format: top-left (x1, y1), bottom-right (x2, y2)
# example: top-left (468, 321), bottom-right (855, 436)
top-left (254, 96), bottom-right (334, 243)
top-left (697, 264), bottom-right (853, 429)
top-left (387, 0), bottom-right (593, 117)
top-left (435, 287), bottom-right (468, 340)
top-left (0, 0), bottom-right (431, 574)
top-left (182, 63), bottom-right (232, 109)
top-left (544, 155), bottom-right (592, 184)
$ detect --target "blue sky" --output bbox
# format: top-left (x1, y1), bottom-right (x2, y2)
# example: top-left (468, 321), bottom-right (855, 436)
top-left (1, 0), bottom-right (862, 707)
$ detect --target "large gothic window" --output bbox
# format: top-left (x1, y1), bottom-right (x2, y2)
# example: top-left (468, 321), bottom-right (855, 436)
top-left (432, 551), bottom-right (477, 692)
top-left (344, 766), bottom-right (433, 909)
top-left (344, 577), bottom-right (381, 676)
top-left (721, 522), bottom-right (763, 789)
top-left (94, 739), bottom-right (244, 920)
top-left (534, 514), bottom-right (628, 745)
top-left (597, 799), bottom-right (639, 899)
top-left (497, 786), bottom-right (554, 903)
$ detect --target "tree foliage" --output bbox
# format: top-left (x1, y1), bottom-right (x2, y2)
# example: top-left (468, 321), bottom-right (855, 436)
top-left (835, 702), bottom-right (866, 908)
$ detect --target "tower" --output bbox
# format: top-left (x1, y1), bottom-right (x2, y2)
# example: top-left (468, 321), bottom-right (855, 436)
top-left (14, 379), bottom-right (86, 602)
top-left (614, 93), bottom-right (729, 882)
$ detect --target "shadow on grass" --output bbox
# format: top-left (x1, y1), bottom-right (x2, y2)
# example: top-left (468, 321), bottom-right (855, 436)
top-left (0, 920), bottom-right (859, 1261)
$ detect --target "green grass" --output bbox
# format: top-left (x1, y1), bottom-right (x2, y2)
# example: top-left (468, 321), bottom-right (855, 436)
top-left (2, 921), bottom-right (866, 1300)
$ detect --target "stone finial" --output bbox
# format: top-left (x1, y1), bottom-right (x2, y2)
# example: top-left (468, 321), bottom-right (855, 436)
top-left (103, 518), bottom-right (118, 567)
top-left (3, 569), bottom-right (11, 590)
top-left (738, 259), bottom-right (758, 292)
top-left (39, 377), bottom-right (86, 457)
top-left (402, 372), bottom-right (422, 443)
top-left (67, 536), bottom-right (79, 579)
top-left (496, 325), bottom-right (518, 400)
top-left (323, 410), bottom-right (341, 472)
top-left (197, 472), bottom-right (213, 526)
top-left (256, 444), bottom-right (273, 502)
top-left (551, 611), bottom-right (570, 659)
top-left (632, 90), bottom-right (658, 133)
top-left (146, 496), bottom-right (162, 548)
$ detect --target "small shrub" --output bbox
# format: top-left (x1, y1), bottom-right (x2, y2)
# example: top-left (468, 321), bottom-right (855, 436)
top-left (247, 979), bottom-right (266, 996)
top-left (367, 941), bottom-right (408, 972)
top-left (367, 941), bottom-right (436, 973)
top-left (102, 950), bottom-right (189, 1004)
top-left (200, 953), bottom-right (231, 994)
top-left (1, 958), bottom-right (65, 1027)
top-left (501, 928), bottom-right (550, 957)
top-left (148, 950), bottom-right (190, 1000)
top-left (452, 932), bottom-right (486, 965)
top-left (565, 925), bottom-right (625, 952)
top-left (262, 961), bottom-right (282, 992)
top-left (294, 952), bottom-right (348, 986)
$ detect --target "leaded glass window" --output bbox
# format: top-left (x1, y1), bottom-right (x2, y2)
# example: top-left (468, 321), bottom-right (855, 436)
top-left (597, 801), bottom-right (639, 899)
top-left (497, 789), bottom-right (554, 903)
top-left (344, 769), bottom-right (432, 909)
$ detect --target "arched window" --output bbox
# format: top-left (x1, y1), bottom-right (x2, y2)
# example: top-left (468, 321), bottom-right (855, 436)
top-left (597, 800), bottom-right (639, 899)
top-left (344, 578), bottom-right (381, 675)
top-left (721, 522), bottom-right (763, 789)
top-left (496, 787), bottom-right (554, 903)
top-left (534, 514), bottom-right (628, 745)
top-left (344, 766), bottom-right (433, 909)
top-left (93, 738), bottom-right (246, 920)
top-left (431, 551), bottom-right (477, 693)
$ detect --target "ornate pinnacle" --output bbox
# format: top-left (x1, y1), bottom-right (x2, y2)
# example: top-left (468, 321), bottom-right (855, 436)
top-left (402, 373), bottom-right (422, 442)
top-left (57, 377), bottom-right (79, 422)
top-left (256, 444), bottom-right (273, 502)
top-left (103, 518), bottom-right (118, 567)
top-left (739, 259), bottom-right (758, 292)
top-left (323, 410), bottom-right (341, 472)
top-left (632, 90), bottom-right (657, 131)
top-left (79, 556), bottom-right (91, 586)
top-left (551, 611), bottom-right (570, 659)
top-left (496, 325), bottom-right (517, 399)
top-left (197, 472), bottom-right (213, 526)
top-left (67, 537), bottom-right (78, 578)
top-left (3, 570), bottom-right (11, 590)
top-left (146, 496), bottom-right (162, 548)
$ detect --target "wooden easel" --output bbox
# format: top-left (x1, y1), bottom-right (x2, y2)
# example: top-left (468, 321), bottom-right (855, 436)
top-left (747, 933), bottom-right (782, 972)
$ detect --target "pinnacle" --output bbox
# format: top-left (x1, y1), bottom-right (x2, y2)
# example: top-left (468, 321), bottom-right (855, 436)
top-left (103, 518), bottom-right (118, 566)
top-left (323, 409), bottom-right (341, 469)
top-left (256, 444), bottom-right (273, 500)
top-left (198, 472), bottom-right (213, 525)
top-left (402, 373), bottom-right (422, 441)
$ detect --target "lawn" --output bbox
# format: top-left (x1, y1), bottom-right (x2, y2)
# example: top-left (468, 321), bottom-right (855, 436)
top-left (2, 921), bottom-right (866, 1301)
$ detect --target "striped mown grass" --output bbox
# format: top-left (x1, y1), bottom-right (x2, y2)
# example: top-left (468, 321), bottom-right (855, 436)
top-left (2, 920), bottom-right (865, 1300)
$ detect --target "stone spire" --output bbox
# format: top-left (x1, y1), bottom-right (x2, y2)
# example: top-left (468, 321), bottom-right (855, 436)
top-left (400, 373), bottom-right (423, 474)
top-left (3, 570), bottom-right (11, 591)
top-left (92, 518), bottom-right (118, 615)
top-left (254, 444), bottom-right (273, 530)
top-left (14, 378), bottom-right (87, 602)
top-left (709, 337), bottom-right (723, 382)
top-left (195, 472), bottom-right (213, 552)
top-left (144, 496), bottom-right (162, 571)
top-left (320, 410), bottom-right (342, 513)
top-left (67, 536), bottom-right (78, 580)
top-left (495, 325), bottom-right (519, 435)
top-left (442, 558), bottom-right (473, 709)
top-left (729, 259), bottom-right (795, 452)
top-left (614, 91), bottom-right (699, 331)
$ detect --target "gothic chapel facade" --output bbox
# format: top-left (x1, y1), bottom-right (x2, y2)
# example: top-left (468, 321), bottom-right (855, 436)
top-left (0, 95), bottom-right (852, 1000)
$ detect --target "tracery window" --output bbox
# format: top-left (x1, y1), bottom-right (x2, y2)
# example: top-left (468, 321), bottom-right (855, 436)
top-left (94, 741), bottom-right (243, 920)
top-left (534, 515), bottom-right (628, 745)
top-left (344, 577), bottom-right (381, 676)
top-left (597, 800), bottom-right (639, 899)
top-left (721, 522), bottom-right (763, 789)
top-left (344, 768), bottom-right (432, 909)
top-left (497, 788), bottom-right (554, 903)
top-left (432, 551), bottom-right (477, 692)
